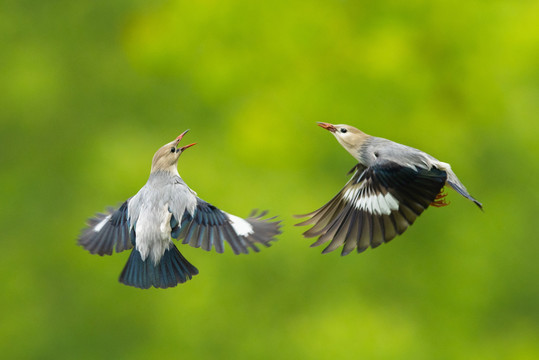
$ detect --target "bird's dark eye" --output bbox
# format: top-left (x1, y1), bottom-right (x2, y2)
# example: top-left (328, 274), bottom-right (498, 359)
top-left (340, 128), bottom-right (348, 133)
top-left (170, 147), bottom-right (176, 153)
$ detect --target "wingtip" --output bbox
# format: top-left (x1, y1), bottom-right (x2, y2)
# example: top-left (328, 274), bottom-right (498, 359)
top-left (295, 219), bottom-right (310, 227)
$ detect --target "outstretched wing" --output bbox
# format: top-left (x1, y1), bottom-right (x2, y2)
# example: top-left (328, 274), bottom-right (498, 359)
top-left (78, 201), bottom-right (133, 255)
top-left (296, 160), bottom-right (446, 255)
top-left (171, 197), bottom-right (281, 255)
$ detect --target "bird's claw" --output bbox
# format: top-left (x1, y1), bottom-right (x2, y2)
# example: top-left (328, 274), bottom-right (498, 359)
top-left (431, 189), bottom-right (450, 207)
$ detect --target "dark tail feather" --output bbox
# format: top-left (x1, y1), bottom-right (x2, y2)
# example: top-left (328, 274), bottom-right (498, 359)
top-left (119, 244), bottom-right (199, 289)
top-left (447, 180), bottom-right (483, 210)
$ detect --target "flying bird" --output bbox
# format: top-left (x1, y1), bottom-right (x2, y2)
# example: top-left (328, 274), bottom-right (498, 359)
top-left (79, 130), bottom-right (281, 289)
top-left (296, 122), bottom-right (482, 255)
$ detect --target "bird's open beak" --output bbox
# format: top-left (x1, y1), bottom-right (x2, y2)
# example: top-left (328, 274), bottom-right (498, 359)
top-left (317, 122), bottom-right (337, 133)
top-left (178, 142), bottom-right (196, 151)
top-left (175, 130), bottom-right (196, 151)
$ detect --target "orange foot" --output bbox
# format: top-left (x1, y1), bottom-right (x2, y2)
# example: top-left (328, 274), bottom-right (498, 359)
top-left (431, 189), bottom-right (450, 207)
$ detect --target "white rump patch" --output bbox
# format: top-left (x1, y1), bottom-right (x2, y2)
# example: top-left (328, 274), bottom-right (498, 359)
top-left (93, 214), bottom-right (112, 232)
top-left (352, 191), bottom-right (399, 215)
top-left (226, 213), bottom-right (254, 236)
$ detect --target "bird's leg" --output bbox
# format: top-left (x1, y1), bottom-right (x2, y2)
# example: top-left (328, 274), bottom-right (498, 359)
top-left (431, 188), bottom-right (450, 207)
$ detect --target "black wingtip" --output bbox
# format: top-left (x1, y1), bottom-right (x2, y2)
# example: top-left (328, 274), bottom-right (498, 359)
top-left (474, 200), bottom-right (484, 211)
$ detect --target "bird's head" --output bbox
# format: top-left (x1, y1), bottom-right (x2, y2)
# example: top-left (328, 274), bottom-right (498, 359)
top-left (317, 122), bottom-right (368, 152)
top-left (150, 130), bottom-right (196, 173)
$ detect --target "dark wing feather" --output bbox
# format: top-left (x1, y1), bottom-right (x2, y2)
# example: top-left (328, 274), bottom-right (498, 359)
top-left (174, 198), bottom-right (281, 255)
top-left (296, 161), bottom-right (446, 255)
top-left (78, 201), bottom-right (132, 255)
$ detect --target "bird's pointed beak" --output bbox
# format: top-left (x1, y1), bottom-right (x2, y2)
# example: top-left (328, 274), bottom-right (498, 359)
top-left (174, 129), bottom-right (196, 151)
top-left (317, 122), bottom-right (337, 133)
top-left (178, 142), bottom-right (196, 151)
top-left (176, 129), bottom-right (190, 142)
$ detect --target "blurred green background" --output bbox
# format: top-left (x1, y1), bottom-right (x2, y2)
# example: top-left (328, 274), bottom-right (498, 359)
top-left (1, 0), bottom-right (538, 359)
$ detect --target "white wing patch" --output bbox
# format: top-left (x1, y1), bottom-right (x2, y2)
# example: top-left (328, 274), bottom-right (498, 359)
top-left (343, 186), bottom-right (360, 202)
top-left (93, 214), bottom-right (112, 232)
top-left (357, 192), bottom-right (399, 215)
top-left (343, 186), bottom-right (399, 215)
top-left (226, 213), bottom-right (254, 236)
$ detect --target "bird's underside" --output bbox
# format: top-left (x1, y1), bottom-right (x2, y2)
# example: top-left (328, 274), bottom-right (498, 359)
top-left (296, 161), bottom-right (448, 255)
top-left (78, 130), bottom-right (282, 289)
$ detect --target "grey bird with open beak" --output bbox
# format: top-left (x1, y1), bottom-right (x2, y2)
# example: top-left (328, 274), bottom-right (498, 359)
top-left (296, 123), bottom-right (482, 256)
top-left (79, 130), bottom-right (281, 289)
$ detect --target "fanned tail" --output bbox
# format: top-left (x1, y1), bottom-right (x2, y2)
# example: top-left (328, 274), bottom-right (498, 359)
top-left (119, 244), bottom-right (198, 289)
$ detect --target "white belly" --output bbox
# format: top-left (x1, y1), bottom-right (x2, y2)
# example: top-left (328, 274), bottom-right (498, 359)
top-left (135, 203), bottom-right (172, 265)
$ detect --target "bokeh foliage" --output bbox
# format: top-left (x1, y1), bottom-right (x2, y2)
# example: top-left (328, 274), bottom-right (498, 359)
top-left (1, 0), bottom-right (538, 359)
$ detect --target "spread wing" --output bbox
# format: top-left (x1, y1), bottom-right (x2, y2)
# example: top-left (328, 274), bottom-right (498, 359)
top-left (78, 201), bottom-right (133, 255)
top-left (296, 160), bottom-right (447, 255)
top-left (171, 197), bottom-right (281, 255)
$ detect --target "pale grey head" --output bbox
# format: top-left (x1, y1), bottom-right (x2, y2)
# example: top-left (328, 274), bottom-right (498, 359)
top-left (317, 122), bottom-right (370, 160)
top-left (150, 129), bottom-right (196, 173)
